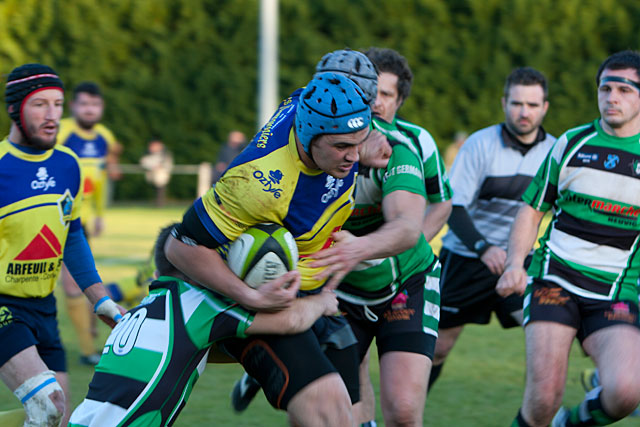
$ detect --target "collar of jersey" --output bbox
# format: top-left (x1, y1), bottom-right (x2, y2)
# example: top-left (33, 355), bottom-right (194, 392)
top-left (288, 127), bottom-right (324, 176)
top-left (594, 118), bottom-right (640, 145)
top-left (66, 118), bottom-right (99, 139)
top-left (4, 139), bottom-right (54, 161)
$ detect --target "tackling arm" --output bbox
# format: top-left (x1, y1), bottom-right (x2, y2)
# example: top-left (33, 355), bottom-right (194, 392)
top-left (247, 289), bottom-right (339, 335)
top-left (311, 189), bottom-right (426, 289)
top-left (164, 235), bottom-right (299, 312)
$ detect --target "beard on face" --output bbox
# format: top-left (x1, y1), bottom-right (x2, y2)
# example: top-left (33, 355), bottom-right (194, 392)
top-left (23, 122), bottom-right (58, 150)
top-left (76, 115), bottom-right (100, 130)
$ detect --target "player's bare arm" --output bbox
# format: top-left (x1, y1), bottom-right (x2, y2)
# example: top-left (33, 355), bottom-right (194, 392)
top-left (496, 204), bottom-right (545, 297)
top-left (248, 289), bottom-right (339, 335)
top-left (422, 199), bottom-right (452, 242)
top-left (311, 189), bottom-right (426, 289)
top-left (165, 235), bottom-right (299, 311)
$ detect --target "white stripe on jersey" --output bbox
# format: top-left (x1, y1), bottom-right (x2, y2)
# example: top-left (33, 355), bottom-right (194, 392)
top-left (560, 166), bottom-right (640, 206)
top-left (546, 228), bottom-right (634, 274)
top-left (134, 318), bottom-right (169, 352)
top-left (69, 399), bottom-right (128, 427)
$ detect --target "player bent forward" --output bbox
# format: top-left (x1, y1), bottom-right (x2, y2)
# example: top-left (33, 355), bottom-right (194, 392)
top-left (497, 50), bottom-right (640, 427)
top-left (69, 224), bottom-right (340, 426)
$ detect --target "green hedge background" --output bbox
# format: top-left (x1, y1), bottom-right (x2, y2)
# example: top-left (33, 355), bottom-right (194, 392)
top-left (1, 0), bottom-right (638, 199)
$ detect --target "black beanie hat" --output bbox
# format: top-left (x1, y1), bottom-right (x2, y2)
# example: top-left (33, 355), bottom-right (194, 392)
top-left (5, 63), bottom-right (64, 137)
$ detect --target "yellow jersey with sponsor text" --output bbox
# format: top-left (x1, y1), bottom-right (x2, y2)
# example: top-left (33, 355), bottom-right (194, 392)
top-left (195, 89), bottom-right (357, 290)
top-left (0, 139), bottom-right (84, 298)
top-left (57, 118), bottom-right (116, 221)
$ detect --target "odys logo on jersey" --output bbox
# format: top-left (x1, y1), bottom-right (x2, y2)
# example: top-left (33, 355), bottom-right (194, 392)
top-left (31, 167), bottom-right (56, 191)
top-left (347, 117), bottom-right (365, 129)
top-left (253, 169), bottom-right (283, 199)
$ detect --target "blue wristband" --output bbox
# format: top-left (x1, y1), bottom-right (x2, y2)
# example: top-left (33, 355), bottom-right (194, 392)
top-left (93, 296), bottom-right (110, 313)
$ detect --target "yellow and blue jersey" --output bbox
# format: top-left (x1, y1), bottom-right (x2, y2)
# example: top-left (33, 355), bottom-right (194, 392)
top-left (192, 89), bottom-right (357, 290)
top-left (0, 139), bottom-right (84, 298)
top-left (57, 118), bottom-right (116, 220)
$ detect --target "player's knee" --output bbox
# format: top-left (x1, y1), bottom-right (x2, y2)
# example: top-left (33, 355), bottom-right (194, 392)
top-left (603, 381), bottom-right (640, 417)
top-left (13, 371), bottom-right (64, 427)
top-left (383, 396), bottom-right (421, 426)
top-left (290, 374), bottom-right (352, 426)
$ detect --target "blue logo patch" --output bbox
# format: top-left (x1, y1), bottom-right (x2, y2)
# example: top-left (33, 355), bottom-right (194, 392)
top-left (576, 152), bottom-right (599, 163)
top-left (57, 189), bottom-right (74, 225)
top-left (253, 170), bottom-right (284, 198)
top-left (604, 154), bottom-right (619, 170)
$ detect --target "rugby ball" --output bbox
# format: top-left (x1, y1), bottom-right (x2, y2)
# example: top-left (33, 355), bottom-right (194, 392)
top-left (227, 223), bottom-right (298, 288)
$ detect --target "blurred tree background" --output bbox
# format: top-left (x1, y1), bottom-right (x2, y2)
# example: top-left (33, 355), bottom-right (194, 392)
top-left (0, 0), bottom-right (638, 200)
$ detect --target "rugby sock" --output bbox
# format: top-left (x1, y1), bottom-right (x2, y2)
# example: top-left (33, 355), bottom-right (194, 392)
top-left (428, 363), bottom-right (443, 390)
top-left (360, 421), bottom-right (377, 427)
top-left (511, 409), bottom-right (533, 427)
top-left (566, 386), bottom-right (618, 426)
top-left (66, 294), bottom-right (95, 356)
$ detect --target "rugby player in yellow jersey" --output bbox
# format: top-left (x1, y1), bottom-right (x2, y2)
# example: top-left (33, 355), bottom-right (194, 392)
top-left (166, 72), bottom-right (391, 426)
top-left (56, 82), bottom-right (122, 366)
top-left (0, 64), bottom-right (124, 427)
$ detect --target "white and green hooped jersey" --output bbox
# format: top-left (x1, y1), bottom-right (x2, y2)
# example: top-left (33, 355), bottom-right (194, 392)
top-left (337, 117), bottom-right (446, 337)
top-left (524, 119), bottom-right (640, 302)
top-left (373, 116), bottom-right (452, 204)
top-left (69, 276), bottom-right (254, 427)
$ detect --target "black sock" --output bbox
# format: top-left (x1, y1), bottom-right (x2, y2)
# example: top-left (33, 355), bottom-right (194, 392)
top-left (428, 363), bottom-right (443, 390)
top-left (511, 409), bottom-right (533, 427)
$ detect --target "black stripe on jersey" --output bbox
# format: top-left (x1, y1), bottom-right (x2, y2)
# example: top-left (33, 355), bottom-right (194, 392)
top-left (122, 281), bottom-right (205, 426)
top-left (395, 120), bottom-right (425, 160)
top-left (567, 144), bottom-right (640, 179)
top-left (555, 211), bottom-right (639, 250)
top-left (478, 174), bottom-right (534, 202)
top-left (614, 242), bottom-right (640, 300)
top-left (425, 175), bottom-right (450, 199)
top-left (562, 125), bottom-right (596, 160)
top-left (129, 293), bottom-right (167, 320)
top-left (86, 372), bottom-right (147, 407)
top-left (475, 198), bottom-right (521, 216)
top-left (547, 256), bottom-right (611, 296)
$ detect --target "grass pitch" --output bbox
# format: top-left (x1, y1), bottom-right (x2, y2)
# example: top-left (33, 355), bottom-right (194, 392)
top-left (0, 204), bottom-right (635, 425)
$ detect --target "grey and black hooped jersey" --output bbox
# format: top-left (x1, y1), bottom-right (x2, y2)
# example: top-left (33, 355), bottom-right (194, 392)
top-left (441, 124), bottom-right (556, 257)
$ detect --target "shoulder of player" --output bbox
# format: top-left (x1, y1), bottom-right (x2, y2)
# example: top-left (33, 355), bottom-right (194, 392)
top-left (52, 144), bottom-right (82, 166)
top-left (459, 124), bottom-right (501, 153)
top-left (93, 123), bottom-right (116, 142)
top-left (394, 117), bottom-right (438, 148)
top-left (551, 122), bottom-right (597, 157)
top-left (56, 117), bottom-right (76, 144)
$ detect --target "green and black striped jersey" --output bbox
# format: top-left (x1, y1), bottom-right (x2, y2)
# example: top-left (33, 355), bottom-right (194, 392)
top-left (524, 119), bottom-right (640, 301)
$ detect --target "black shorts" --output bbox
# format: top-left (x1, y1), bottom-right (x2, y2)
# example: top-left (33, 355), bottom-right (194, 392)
top-left (525, 278), bottom-right (640, 343)
top-left (0, 293), bottom-right (66, 371)
top-left (219, 314), bottom-right (359, 410)
top-left (439, 248), bottom-right (525, 329)
top-left (339, 270), bottom-right (438, 361)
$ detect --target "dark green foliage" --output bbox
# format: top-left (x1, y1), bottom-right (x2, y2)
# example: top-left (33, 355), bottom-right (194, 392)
top-left (0, 0), bottom-right (639, 199)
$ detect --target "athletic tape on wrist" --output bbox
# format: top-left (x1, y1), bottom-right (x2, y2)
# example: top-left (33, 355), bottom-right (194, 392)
top-left (94, 296), bottom-right (123, 322)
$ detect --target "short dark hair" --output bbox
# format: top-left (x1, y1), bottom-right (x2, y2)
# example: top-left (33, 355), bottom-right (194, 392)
top-left (504, 67), bottom-right (548, 100)
top-left (596, 50), bottom-right (640, 85)
top-left (154, 223), bottom-right (180, 277)
top-left (73, 81), bottom-right (102, 100)
top-left (363, 47), bottom-right (413, 103)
